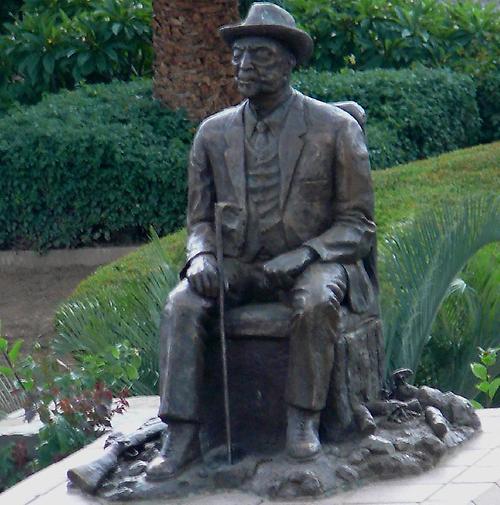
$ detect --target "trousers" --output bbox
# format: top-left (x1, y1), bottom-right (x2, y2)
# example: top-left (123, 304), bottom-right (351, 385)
top-left (158, 260), bottom-right (348, 422)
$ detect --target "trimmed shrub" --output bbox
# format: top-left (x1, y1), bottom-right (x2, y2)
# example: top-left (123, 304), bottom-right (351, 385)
top-left (0, 79), bottom-right (194, 250)
top-left (476, 71), bottom-right (500, 144)
top-left (0, 68), bottom-right (483, 249)
top-left (57, 143), bottom-right (500, 396)
top-left (70, 141), bottom-right (500, 300)
top-left (293, 67), bottom-right (481, 168)
top-left (365, 121), bottom-right (415, 171)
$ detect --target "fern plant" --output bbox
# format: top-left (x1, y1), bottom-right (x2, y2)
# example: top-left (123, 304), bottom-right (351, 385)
top-left (416, 247), bottom-right (499, 397)
top-left (55, 232), bottom-right (178, 394)
top-left (55, 197), bottom-right (499, 396)
top-left (381, 195), bottom-right (500, 378)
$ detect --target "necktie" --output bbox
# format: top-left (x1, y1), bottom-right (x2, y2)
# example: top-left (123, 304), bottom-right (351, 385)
top-left (253, 121), bottom-right (270, 161)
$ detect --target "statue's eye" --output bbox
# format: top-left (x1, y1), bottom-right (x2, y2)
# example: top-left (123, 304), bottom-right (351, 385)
top-left (232, 49), bottom-right (242, 63)
top-left (256, 48), bottom-right (272, 59)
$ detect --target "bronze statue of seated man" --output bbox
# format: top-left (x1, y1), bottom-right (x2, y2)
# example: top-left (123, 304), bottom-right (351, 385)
top-left (147, 2), bottom-right (378, 480)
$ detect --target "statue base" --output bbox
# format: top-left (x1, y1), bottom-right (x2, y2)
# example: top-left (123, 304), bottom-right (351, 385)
top-left (89, 401), bottom-right (479, 501)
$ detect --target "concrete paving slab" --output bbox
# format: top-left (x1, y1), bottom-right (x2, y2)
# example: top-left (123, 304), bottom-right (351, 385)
top-left (330, 482), bottom-right (441, 503)
top-left (453, 465), bottom-right (500, 484)
top-left (425, 482), bottom-right (493, 503)
top-left (439, 448), bottom-right (489, 467)
top-left (382, 465), bottom-right (468, 486)
top-left (472, 483), bottom-right (500, 505)
top-left (1, 403), bottom-right (499, 505)
top-left (475, 449), bottom-right (500, 467)
top-left (466, 432), bottom-right (500, 450)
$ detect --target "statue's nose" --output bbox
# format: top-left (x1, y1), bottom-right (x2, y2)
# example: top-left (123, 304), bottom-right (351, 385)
top-left (239, 51), bottom-right (254, 70)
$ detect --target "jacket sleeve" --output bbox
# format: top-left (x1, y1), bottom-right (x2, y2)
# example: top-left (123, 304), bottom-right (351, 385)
top-left (305, 116), bottom-right (376, 263)
top-left (181, 125), bottom-right (216, 277)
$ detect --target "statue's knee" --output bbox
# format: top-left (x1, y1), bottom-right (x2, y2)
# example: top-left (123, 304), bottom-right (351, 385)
top-left (162, 279), bottom-right (207, 319)
top-left (292, 280), bottom-right (346, 319)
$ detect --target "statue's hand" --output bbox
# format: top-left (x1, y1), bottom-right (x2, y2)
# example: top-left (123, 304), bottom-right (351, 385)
top-left (263, 247), bottom-right (317, 289)
top-left (186, 254), bottom-right (219, 298)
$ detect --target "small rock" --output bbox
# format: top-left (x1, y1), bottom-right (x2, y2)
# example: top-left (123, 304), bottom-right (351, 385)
top-left (323, 444), bottom-right (340, 456)
top-left (286, 470), bottom-right (323, 497)
top-left (416, 434), bottom-right (446, 457)
top-left (362, 435), bottom-right (395, 455)
top-left (128, 460), bottom-right (147, 476)
top-left (198, 468), bottom-right (209, 478)
top-left (394, 437), bottom-right (413, 452)
top-left (336, 464), bottom-right (359, 482)
top-left (140, 447), bottom-right (159, 462)
top-left (104, 487), bottom-right (134, 500)
top-left (348, 448), bottom-right (370, 464)
top-left (425, 406), bottom-right (448, 438)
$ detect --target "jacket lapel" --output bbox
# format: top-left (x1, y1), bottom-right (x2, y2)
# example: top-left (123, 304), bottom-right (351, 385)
top-left (224, 101), bottom-right (247, 211)
top-left (279, 92), bottom-right (306, 210)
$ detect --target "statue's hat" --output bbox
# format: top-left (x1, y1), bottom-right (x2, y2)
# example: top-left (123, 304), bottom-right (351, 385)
top-left (219, 2), bottom-right (313, 65)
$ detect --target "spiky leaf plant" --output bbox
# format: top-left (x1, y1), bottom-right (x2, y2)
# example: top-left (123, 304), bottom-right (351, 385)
top-left (416, 247), bottom-right (499, 397)
top-left (381, 195), bottom-right (500, 378)
top-left (55, 231), bottom-right (178, 395)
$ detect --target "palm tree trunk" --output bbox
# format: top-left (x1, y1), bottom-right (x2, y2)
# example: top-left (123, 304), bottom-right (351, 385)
top-left (153, 0), bottom-right (240, 121)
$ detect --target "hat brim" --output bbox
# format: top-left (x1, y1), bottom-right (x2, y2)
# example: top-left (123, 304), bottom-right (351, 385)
top-left (219, 24), bottom-right (313, 66)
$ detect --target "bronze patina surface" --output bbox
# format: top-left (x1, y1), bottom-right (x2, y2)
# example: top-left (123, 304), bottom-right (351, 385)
top-left (68, 3), bottom-right (480, 501)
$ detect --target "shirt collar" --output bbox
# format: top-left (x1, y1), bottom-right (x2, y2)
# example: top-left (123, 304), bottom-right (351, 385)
top-left (244, 90), bottom-right (294, 139)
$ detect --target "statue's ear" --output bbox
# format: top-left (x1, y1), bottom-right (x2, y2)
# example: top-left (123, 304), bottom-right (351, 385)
top-left (331, 101), bottom-right (367, 132)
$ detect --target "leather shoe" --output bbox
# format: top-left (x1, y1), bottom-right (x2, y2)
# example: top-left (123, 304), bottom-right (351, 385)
top-left (146, 421), bottom-right (201, 480)
top-left (286, 406), bottom-right (321, 460)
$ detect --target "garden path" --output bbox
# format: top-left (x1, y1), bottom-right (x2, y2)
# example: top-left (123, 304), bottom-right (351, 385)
top-left (0, 246), bottom-right (137, 349)
top-left (0, 266), bottom-right (97, 347)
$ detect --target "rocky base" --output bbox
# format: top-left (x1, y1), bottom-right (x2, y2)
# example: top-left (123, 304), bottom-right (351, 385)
top-left (92, 411), bottom-right (478, 501)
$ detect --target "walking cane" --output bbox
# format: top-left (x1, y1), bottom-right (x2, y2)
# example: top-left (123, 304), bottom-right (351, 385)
top-left (214, 202), bottom-right (233, 465)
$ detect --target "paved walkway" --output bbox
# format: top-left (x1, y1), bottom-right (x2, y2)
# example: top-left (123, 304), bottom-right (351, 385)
top-left (0, 246), bottom-right (137, 343)
top-left (1, 398), bottom-right (499, 505)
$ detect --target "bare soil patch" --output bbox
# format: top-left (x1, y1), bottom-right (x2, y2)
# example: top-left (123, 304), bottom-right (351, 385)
top-left (0, 266), bottom-right (96, 348)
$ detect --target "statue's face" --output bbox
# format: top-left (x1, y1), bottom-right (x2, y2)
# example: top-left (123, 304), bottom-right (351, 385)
top-left (231, 36), bottom-right (295, 98)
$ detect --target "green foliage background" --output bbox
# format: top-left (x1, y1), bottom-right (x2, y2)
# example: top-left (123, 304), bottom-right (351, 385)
top-left (286, 0), bottom-right (499, 76)
top-left (293, 67), bottom-right (481, 168)
top-left (56, 143), bottom-right (500, 396)
top-left (476, 71), bottom-right (500, 144)
top-left (0, 0), bottom-right (152, 104)
top-left (0, 80), bottom-right (194, 250)
top-left (0, 68), bottom-right (483, 250)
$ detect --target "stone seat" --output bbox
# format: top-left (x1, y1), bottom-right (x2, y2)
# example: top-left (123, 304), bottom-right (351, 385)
top-left (202, 301), bottom-right (384, 455)
top-left (225, 302), bottom-right (376, 338)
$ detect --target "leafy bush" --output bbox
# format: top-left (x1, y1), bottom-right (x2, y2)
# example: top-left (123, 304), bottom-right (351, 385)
top-left (0, 0), bottom-right (22, 29)
top-left (470, 347), bottom-right (500, 409)
top-left (0, 69), bottom-right (485, 250)
top-left (0, 79), bottom-right (194, 250)
top-left (0, 441), bottom-right (32, 493)
top-left (286, 0), bottom-right (500, 77)
top-left (0, 0), bottom-right (152, 103)
top-left (476, 71), bottom-right (500, 144)
top-left (0, 331), bottom-right (140, 489)
top-left (58, 143), bottom-right (500, 394)
top-left (293, 67), bottom-right (481, 168)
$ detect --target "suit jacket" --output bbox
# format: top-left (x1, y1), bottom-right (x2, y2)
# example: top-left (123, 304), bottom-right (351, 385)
top-left (183, 89), bottom-right (378, 314)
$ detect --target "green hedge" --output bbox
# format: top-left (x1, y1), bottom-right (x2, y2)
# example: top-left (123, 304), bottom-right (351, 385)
top-left (0, 68), bottom-right (484, 250)
top-left (0, 79), bottom-right (194, 250)
top-left (476, 71), bottom-right (500, 144)
top-left (70, 142), bottom-right (500, 301)
top-left (293, 67), bottom-right (481, 168)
